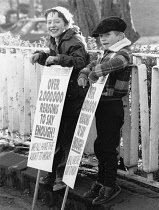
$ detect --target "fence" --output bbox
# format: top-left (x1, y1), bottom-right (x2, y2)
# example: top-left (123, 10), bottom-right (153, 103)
top-left (0, 45), bottom-right (159, 187)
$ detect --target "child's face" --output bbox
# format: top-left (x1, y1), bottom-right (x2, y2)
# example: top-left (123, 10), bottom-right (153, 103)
top-left (99, 31), bottom-right (120, 50)
top-left (46, 12), bottom-right (67, 39)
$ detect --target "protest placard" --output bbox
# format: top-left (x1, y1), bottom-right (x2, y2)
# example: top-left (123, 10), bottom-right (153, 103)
top-left (63, 76), bottom-right (107, 189)
top-left (27, 65), bottom-right (73, 172)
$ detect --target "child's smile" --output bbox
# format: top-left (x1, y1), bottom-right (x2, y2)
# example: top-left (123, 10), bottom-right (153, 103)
top-left (47, 12), bottom-right (67, 40)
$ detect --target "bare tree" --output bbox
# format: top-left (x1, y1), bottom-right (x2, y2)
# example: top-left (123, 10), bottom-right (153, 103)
top-left (68, 0), bottom-right (100, 39)
top-left (68, 0), bottom-right (139, 43)
top-left (101, 0), bottom-right (139, 43)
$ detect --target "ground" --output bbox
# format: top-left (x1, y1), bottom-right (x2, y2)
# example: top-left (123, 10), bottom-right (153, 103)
top-left (0, 186), bottom-right (53, 210)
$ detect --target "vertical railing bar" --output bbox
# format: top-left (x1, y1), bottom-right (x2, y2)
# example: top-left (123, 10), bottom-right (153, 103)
top-left (128, 57), bottom-right (140, 175)
top-left (122, 92), bottom-right (131, 166)
top-left (23, 51), bottom-right (31, 141)
top-left (16, 50), bottom-right (25, 142)
top-left (149, 64), bottom-right (159, 174)
top-left (138, 62), bottom-right (150, 172)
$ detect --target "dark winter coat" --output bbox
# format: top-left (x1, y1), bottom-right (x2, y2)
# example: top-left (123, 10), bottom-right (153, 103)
top-left (35, 27), bottom-right (90, 116)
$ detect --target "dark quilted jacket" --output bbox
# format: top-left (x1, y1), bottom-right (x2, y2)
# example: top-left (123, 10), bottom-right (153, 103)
top-left (36, 27), bottom-right (90, 116)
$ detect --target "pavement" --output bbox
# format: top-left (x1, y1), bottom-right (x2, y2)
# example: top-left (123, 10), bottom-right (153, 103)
top-left (1, 149), bottom-right (159, 210)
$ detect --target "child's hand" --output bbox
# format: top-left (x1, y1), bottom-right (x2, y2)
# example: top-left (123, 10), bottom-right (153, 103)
top-left (78, 78), bottom-right (88, 88)
top-left (30, 53), bottom-right (39, 65)
top-left (88, 71), bottom-right (98, 86)
top-left (45, 56), bottom-right (59, 66)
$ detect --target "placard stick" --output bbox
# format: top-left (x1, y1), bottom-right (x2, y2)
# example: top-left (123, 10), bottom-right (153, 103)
top-left (61, 185), bottom-right (69, 210)
top-left (31, 169), bottom-right (41, 210)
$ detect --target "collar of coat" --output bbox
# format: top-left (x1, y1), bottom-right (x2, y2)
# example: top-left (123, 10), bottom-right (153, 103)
top-left (48, 26), bottom-right (85, 49)
top-left (49, 28), bottom-right (76, 45)
top-left (49, 26), bottom-right (82, 43)
top-left (108, 38), bottom-right (131, 52)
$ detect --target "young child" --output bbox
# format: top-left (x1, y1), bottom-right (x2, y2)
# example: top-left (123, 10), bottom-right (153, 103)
top-left (30, 6), bottom-right (89, 191)
top-left (78, 16), bottom-right (133, 204)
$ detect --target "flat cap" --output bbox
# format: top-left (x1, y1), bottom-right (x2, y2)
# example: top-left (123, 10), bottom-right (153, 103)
top-left (92, 16), bottom-right (127, 37)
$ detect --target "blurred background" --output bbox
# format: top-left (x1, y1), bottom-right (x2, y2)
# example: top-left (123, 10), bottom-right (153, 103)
top-left (0, 0), bottom-right (158, 46)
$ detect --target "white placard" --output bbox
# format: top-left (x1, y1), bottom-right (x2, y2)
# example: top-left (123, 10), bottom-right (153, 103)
top-left (63, 76), bottom-right (107, 189)
top-left (27, 65), bottom-right (73, 172)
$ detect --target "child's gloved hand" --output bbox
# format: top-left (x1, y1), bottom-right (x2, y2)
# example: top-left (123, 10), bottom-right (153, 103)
top-left (30, 53), bottom-right (39, 65)
top-left (78, 78), bottom-right (88, 88)
top-left (88, 71), bottom-right (98, 86)
top-left (45, 56), bottom-right (59, 66)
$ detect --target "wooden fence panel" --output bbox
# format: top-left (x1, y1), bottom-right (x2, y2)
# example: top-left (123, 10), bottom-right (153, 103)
top-left (129, 65), bottom-right (139, 171)
top-left (29, 57), bottom-right (38, 131)
top-left (7, 54), bottom-right (13, 133)
top-left (0, 54), bottom-right (7, 131)
top-left (0, 55), bottom-right (3, 129)
top-left (122, 93), bottom-right (131, 166)
top-left (23, 55), bottom-right (31, 140)
top-left (149, 65), bottom-right (159, 172)
top-left (138, 64), bottom-right (150, 172)
top-left (17, 54), bottom-right (26, 140)
top-left (30, 62), bottom-right (43, 132)
top-left (0, 54), bottom-right (8, 131)
top-left (1, 46), bottom-right (159, 184)
top-left (2, 55), bottom-right (8, 131)
top-left (36, 63), bottom-right (43, 95)
top-left (7, 54), bottom-right (19, 137)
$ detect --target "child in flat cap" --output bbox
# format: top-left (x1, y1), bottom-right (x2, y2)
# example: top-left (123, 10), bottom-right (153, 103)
top-left (78, 16), bottom-right (133, 204)
top-left (30, 6), bottom-right (89, 191)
